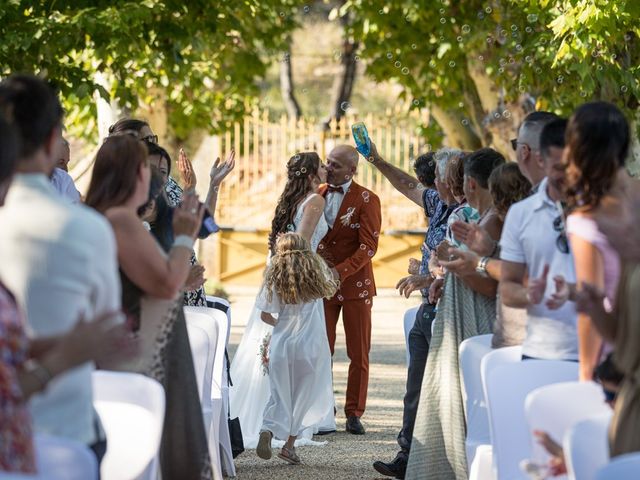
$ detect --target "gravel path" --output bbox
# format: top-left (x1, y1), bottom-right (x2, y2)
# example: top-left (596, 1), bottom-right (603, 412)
top-left (226, 287), bottom-right (416, 480)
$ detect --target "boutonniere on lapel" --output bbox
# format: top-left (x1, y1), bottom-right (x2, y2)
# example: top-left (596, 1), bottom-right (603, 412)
top-left (340, 206), bottom-right (356, 227)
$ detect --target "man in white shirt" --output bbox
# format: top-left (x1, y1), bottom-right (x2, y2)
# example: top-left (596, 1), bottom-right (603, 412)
top-left (50, 167), bottom-right (81, 203)
top-left (500, 118), bottom-right (578, 360)
top-left (0, 75), bottom-right (121, 461)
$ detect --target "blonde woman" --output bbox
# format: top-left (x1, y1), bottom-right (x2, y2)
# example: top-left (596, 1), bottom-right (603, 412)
top-left (255, 233), bottom-right (338, 465)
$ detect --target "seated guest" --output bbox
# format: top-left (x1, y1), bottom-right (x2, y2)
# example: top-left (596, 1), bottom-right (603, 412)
top-left (406, 148), bottom-right (504, 480)
top-left (85, 135), bottom-right (213, 479)
top-left (0, 74), bottom-right (122, 464)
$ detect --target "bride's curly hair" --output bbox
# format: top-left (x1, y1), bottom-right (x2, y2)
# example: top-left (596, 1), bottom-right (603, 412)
top-left (268, 152), bottom-right (321, 254)
top-left (264, 233), bottom-right (338, 305)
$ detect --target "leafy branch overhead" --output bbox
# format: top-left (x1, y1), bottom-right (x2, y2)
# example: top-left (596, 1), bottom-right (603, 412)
top-left (0, 0), bottom-right (302, 138)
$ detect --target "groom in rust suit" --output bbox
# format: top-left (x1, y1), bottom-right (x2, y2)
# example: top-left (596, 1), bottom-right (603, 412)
top-left (319, 145), bottom-right (382, 435)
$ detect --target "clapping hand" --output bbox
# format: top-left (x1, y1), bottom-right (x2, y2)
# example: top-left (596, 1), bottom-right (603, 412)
top-left (450, 221), bottom-right (496, 256)
top-left (178, 148), bottom-right (197, 192)
top-left (428, 277), bottom-right (444, 304)
top-left (408, 257), bottom-right (421, 275)
top-left (438, 247), bottom-right (478, 276)
top-left (210, 149), bottom-right (236, 187)
top-left (173, 192), bottom-right (205, 238)
top-left (575, 282), bottom-right (607, 317)
top-left (396, 274), bottom-right (431, 298)
top-left (546, 275), bottom-right (570, 310)
top-left (435, 240), bottom-right (453, 262)
top-left (184, 264), bottom-right (206, 291)
top-left (527, 264), bottom-right (549, 305)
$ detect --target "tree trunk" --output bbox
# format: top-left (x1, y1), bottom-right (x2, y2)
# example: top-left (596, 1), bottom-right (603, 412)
top-left (430, 104), bottom-right (483, 150)
top-left (279, 45), bottom-right (302, 119)
top-left (324, 6), bottom-right (358, 128)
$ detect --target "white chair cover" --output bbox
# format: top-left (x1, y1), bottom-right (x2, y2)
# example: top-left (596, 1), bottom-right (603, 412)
top-left (403, 306), bottom-right (419, 366)
top-left (459, 334), bottom-right (494, 465)
top-left (525, 381), bottom-right (609, 467)
top-left (186, 322), bottom-right (213, 406)
top-left (595, 452), bottom-right (640, 480)
top-left (185, 305), bottom-right (233, 478)
top-left (482, 358), bottom-right (578, 480)
top-left (564, 411), bottom-right (613, 480)
top-left (92, 371), bottom-right (165, 480)
top-left (468, 444), bottom-right (494, 480)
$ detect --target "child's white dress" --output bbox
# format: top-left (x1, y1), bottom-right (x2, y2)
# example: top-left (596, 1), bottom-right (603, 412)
top-left (256, 285), bottom-right (335, 441)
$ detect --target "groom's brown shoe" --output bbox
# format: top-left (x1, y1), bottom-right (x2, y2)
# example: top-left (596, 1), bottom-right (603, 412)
top-left (346, 416), bottom-right (365, 435)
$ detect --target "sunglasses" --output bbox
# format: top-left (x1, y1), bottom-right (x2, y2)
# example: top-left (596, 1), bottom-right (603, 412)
top-left (553, 215), bottom-right (570, 254)
top-left (141, 134), bottom-right (159, 144)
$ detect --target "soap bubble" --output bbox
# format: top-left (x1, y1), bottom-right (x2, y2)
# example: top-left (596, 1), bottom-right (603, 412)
top-left (340, 101), bottom-right (351, 112)
top-left (527, 13), bottom-right (538, 23)
top-left (462, 24), bottom-right (471, 34)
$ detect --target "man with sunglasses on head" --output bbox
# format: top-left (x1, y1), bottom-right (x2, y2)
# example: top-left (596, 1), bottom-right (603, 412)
top-left (511, 111), bottom-right (559, 193)
top-left (500, 118), bottom-right (580, 361)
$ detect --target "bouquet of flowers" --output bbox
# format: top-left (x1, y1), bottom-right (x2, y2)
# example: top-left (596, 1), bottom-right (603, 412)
top-left (258, 332), bottom-right (271, 376)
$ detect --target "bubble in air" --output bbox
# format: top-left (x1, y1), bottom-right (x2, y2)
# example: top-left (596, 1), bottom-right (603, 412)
top-left (300, 167), bottom-right (307, 173)
top-left (386, 52), bottom-right (393, 59)
top-left (527, 13), bottom-right (538, 23)
top-left (365, 279), bottom-right (371, 286)
top-left (337, 294), bottom-right (344, 301)
top-left (303, 5), bottom-right (310, 13)
top-left (357, 281), bottom-right (363, 287)
top-left (394, 61), bottom-right (402, 68)
top-left (402, 67), bottom-right (410, 75)
top-left (462, 119), bottom-right (469, 126)
top-left (360, 244), bottom-right (367, 250)
top-left (621, 85), bottom-right (628, 92)
top-left (485, 6), bottom-right (492, 13)
top-left (462, 24), bottom-right (471, 34)
top-left (340, 101), bottom-right (351, 112)
top-left (411, 44), bottom-right (417, 49)
top-left (368, 250), bottom-right (375, 257)
top-left (449, 61), bottom-right (456, 67)
top-left (440, 17), bottom-right (446, 24)
top-left (525, 26), bottom-right (533, 33)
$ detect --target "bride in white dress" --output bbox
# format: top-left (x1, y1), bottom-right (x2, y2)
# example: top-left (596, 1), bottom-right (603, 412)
top-left (229, 152), bottom-right (336, 448)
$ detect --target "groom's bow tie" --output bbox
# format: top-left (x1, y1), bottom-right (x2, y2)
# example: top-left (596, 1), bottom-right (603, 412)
top-left (327, 185), bottom-right (344, 194)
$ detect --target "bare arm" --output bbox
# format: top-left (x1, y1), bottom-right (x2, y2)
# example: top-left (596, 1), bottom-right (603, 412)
top-left (456, 215), bottom-right (502, 297)
top-left (205, 150), bottom-right (235, 216)
top-left (369, 141), bottom-right (423, 207)
top-left (296, 194), bottom-right (325, 245)
top-left (569, 233), bottom-right (606, 381)
top-left (108, 197), bottom-right (203, 299)
top-left (500, 260), bottom-right (530, 308)
top-left (260, 311), bottom-right (277, 326)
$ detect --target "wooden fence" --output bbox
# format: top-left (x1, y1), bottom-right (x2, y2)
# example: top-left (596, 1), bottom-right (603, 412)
top-left (208, 107), bottom-right (433, 231)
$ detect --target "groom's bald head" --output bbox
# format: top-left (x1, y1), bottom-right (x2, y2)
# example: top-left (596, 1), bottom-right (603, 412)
top-left (327, 145), bottom-right (359, 185)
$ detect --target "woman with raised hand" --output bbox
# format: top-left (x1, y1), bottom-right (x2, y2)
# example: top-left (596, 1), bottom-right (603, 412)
top-left (85, 135), bottom-right (213, 480)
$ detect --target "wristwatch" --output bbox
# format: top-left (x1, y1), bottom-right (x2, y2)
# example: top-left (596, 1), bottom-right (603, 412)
top-left (475, 256), bottom-right (490, 277)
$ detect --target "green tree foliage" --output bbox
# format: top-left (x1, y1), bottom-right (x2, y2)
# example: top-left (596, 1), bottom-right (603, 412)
top-left (337, 0), bottom-right (640, 152)
top-left (0, 0), bottom-right (303, 138)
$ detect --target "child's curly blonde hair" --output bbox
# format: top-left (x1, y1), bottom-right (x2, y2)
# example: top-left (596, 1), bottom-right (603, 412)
top-left (264, 233), bottom-right (338, 304)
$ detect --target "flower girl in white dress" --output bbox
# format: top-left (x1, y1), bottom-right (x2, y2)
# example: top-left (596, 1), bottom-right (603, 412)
top-left (255, 232), bottom-right (338, 465)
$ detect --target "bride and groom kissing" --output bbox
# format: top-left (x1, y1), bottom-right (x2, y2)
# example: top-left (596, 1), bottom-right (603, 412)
top-left (229, 144), bottom-right (382, 463)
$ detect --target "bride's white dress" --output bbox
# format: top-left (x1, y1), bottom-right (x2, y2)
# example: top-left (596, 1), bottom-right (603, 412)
top-left (229, 194), bottom-right (336, 448)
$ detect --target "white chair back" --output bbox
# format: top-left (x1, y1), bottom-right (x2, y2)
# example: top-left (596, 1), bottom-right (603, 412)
top-left (186, 321), bottom-right (212, 402)
top-left (483, 359), bottom-right (578, 480)
top-left (92, 371), bottom-right (165, 480)
top-left (34, 434), bottom-right (98, 480)
top-left (403, 306), bottom-right (419, 366)
top-left (564, 411), bottom-right (613, 480)
top-left (596, 452), bottom-right (640, 480)
top-left (525, 381), bottom-right (609, 466)
top-left (184, 306), bottom-right (228, 479)
top-left (459, 334), bottom-right (494, 465)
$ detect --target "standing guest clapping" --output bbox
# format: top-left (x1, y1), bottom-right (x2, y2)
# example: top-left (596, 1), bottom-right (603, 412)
top-left (85, 135), bottom-right (214, 480)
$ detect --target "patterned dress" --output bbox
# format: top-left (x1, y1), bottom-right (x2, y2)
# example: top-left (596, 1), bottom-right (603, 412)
top-left (0, 284), bottom-right (36, 473)
top-left (165, 177), bottom-right (207, 307)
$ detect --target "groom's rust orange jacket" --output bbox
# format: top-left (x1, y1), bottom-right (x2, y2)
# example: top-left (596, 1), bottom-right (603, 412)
top-left (318, 181), bottom-right (382, 302)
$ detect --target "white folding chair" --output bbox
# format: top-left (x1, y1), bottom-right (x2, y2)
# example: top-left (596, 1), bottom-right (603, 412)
top-left (525, 381), bottom-right (609, 467)
top-left (185, 306), bottom-right (230, 478)
top-left (33, 433), bottom-right (98, 480)
top-left (483, 359), bottom-right (578, 480)
top-left (459, 334), bottom-right (494, 466)
top-left (92, 371), bottom-right (165, 480)
top-left (564, 411), bottom-right (613, 480)
top-left (596, 452), bottom-right (640, 480)
top-left (403, 306), bottom-right (419, 366)
top-left (186, 321), bottom-right (213, 409)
